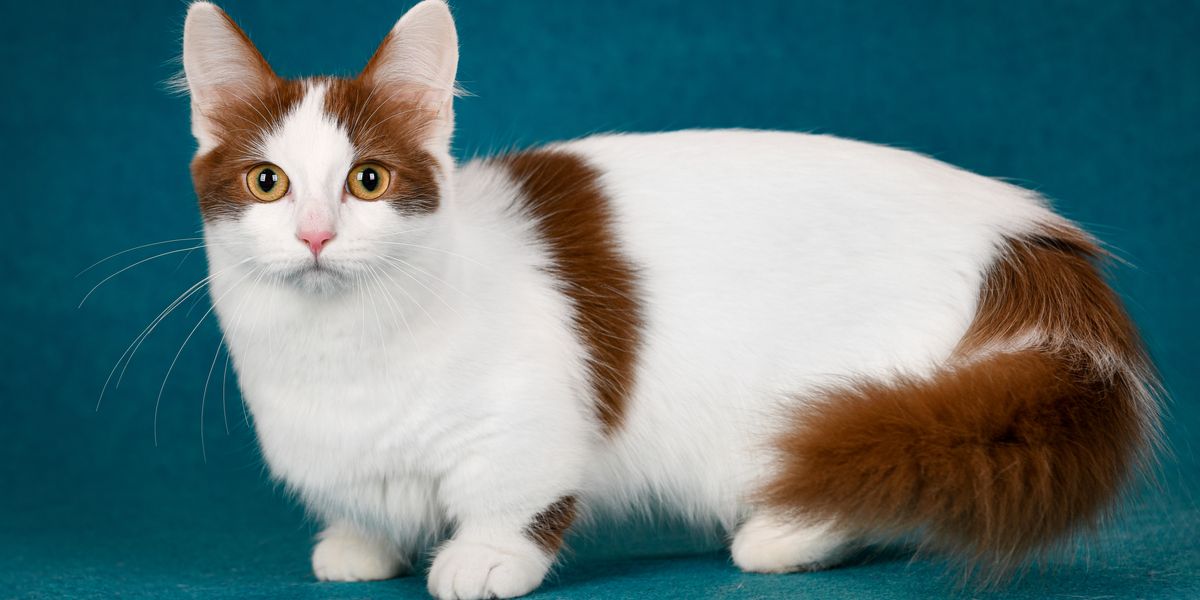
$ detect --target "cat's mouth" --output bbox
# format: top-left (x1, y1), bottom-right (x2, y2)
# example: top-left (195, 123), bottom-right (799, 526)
top-left (285, 261), bottom-right (351, 294)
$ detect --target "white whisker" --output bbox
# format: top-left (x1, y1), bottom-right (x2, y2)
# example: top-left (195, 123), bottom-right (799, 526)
top-left (199, 340), bottom-right (223, 463)
top-left (79, 245), bottom-right (205, 308)
top-left (203, 263), bottom-right (269, 447)
top-left (370, 241), bottom-right (491, 268)
top-left (372, 261), bottom-right (442, 329)
top-left (367, 264), bottom-right (415, 344)
top-left (154, 264), bottom-right (260, 447)
top-left (113, 256), bottom-right (254, 391)
top-left (95, 257), bottom-right (254, 412)
top-left (356, 270), bottom-right (367, 356)
top-left (379, 254), bottom-right (467, 312)
top-left (76, 237), bottom-right (206, 277)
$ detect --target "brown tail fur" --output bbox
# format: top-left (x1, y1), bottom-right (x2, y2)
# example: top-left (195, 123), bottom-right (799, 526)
top-left (761, 224), bottom-right (1159, 577)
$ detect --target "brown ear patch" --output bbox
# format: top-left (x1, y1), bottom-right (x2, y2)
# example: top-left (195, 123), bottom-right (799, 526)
top-left (761, 223), bottom-right (1157, 579)
top-left (323, 78), bottom-right (442, 215)
top-left (496, 149), bottom-right (644, 435)
top-left (190, 79), bottom-right (303, 221)
top-left (525, 496), bottom-right (578, 555)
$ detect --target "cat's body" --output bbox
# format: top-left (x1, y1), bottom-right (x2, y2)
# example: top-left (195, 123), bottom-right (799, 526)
top-left (222, 127), bottom-right (1060, 532)
top-left (184, 2), bottom-right (1158, 599)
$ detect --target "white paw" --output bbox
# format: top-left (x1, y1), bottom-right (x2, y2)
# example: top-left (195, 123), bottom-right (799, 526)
top-left (731, 513), bottom-right (853, 573)
top-left (427, 537), bottom-right (551, 600)
top-left (312, 529), bottom-right (407, 582)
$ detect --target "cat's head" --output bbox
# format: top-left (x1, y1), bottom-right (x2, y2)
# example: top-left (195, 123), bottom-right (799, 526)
top-left (182, 1), bottom-right (458, 294)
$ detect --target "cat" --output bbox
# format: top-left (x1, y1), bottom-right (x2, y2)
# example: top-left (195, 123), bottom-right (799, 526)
top-left (181, 1), bottom-right (1159, 598)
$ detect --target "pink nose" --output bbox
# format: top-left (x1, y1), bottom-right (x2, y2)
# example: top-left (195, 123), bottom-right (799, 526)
top-left (297, 229), bottom-right (335, 257)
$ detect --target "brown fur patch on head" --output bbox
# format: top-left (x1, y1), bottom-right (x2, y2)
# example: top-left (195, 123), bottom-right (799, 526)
top-left (188, 10), bottom-right (448, 224)
top-left (525, 496), bottom-right (578, 556)
top-left (496, 150), bottom-right (644, 435)
top-left (190, 79), bottom-right (304, 221)
top-left (761, 222), bottom-right (1158, 580)
top-left (191, 75), bottom-right (443, 222)
top-left (323, 76), bottom-right (442, 215)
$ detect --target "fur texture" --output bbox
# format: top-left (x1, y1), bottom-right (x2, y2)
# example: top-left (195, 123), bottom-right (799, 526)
top-left (496, 149), bottom-right (644, 432)
top-left (180, 2), bottom-right (1159, 598)
top-left (760, 226), bottom-right (1157, 578)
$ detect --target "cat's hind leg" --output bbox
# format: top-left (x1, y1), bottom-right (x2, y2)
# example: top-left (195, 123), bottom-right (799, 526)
top-left (731, 512), bottom-right (855, 573)
top-left (312, 522), bottom-right (408, 582)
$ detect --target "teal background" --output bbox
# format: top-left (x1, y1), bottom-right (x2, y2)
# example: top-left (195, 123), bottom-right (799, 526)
top-left (2, 0), bottom-right (1198, 598)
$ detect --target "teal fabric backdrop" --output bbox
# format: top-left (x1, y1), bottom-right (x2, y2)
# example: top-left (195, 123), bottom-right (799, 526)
top-left (2, 1), bottom-right (1197, 598)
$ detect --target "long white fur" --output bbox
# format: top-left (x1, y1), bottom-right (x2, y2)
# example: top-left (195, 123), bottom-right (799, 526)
top-left (188, 2), bottom-right (1069, 598)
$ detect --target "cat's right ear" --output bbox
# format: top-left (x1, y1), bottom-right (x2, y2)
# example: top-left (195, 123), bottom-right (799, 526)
top-left (359, 0), bottom-right (460, 151)
top-left (182, 2), bottom-right (276, 153)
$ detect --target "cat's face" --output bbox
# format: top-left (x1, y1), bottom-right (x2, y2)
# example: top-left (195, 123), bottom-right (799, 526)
top-left (183, 1), bottom-right (458, 294)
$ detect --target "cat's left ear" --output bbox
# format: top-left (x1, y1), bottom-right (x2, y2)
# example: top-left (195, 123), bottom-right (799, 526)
top-left (182, 2), bottom-right (278, 153)
top-left (360, 0), bottom-right (460, 150)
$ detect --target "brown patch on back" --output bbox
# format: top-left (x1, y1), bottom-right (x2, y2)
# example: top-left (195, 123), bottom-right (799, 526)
top-left (525, 496), bottom-right (578, 555)
top-left (761, 223), bottom-right (1157, 578)
top-left (498, 150), bottom-right (644, 434)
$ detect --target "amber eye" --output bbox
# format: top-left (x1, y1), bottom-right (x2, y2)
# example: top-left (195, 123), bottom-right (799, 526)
top-left (246, 163), bottom-right (289, 202)
top-left (347, 163), bottom-right (390, 200)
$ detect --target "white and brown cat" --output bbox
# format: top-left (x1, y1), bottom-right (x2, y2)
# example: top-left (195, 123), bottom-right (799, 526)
top-left (181, 2), bottom-right (1159, 598)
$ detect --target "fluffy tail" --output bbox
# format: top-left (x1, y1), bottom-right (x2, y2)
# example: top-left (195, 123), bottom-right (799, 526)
top-left (762, 224), bottom-right (1160, 577)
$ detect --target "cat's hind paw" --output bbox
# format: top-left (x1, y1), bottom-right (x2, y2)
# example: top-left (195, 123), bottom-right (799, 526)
top-left (312, 527), bottom-right (407, 582)
top-left (731, 513), bottom-right (854, 573)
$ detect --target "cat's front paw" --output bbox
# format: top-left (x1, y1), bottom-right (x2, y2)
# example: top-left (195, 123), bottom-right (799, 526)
top-left (312, 528), bottom-right (407, 582)
top-left (427, 537), bottom-right (551, 600)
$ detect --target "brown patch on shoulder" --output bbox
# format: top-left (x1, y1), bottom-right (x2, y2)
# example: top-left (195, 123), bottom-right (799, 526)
top-left (761, 222), bottom-right (1157, 579)
top-left (497, 149), bottom-right (643, 435)
top-left (525, 496), bottom-right (577, 555)
top-left (190, 78), bottom-right (304, 222)
top-left (323, 77), bottom-right (442, 215)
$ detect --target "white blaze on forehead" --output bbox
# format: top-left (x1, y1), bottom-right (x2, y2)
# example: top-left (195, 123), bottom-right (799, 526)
top-left (260, 81), bottom-right (355, 223)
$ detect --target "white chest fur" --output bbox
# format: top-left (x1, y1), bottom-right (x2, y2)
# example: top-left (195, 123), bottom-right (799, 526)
top-left (207, 197), bottom-right (598, 539)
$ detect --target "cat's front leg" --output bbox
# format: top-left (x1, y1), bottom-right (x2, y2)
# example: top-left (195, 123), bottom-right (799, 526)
top-left (427, 506), bottom-right (574, 600)
top-left (426, 408), bottom-right (587, 599)
top-left (312, 521), bottom-right (408, 582)
top-left (308, 477), bottom-right (440, 583)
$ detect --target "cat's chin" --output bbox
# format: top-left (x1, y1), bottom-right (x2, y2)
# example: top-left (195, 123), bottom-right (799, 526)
top-left (285, 263), bottom-right (352, 296)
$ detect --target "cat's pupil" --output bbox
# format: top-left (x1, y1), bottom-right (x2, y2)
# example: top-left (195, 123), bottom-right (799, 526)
top-left (258, 169), bottom-right (277, 192)
top-left (359, 168), bottom-right (379, 192)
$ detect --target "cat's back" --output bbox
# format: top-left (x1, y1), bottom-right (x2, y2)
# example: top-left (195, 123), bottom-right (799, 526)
top-left (556, 128), bottom-right (1052, 234)
top-left (454, 129), bottom-right (1077, 518)
top-left (545, 129), bottom-right (1061, 318)
top-left (457, 127), bottom-right (1070, 388)
top-left (462, 129), bottom-right (1055, 242)
top-left (456, 130), bottom-right (1066, 385)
